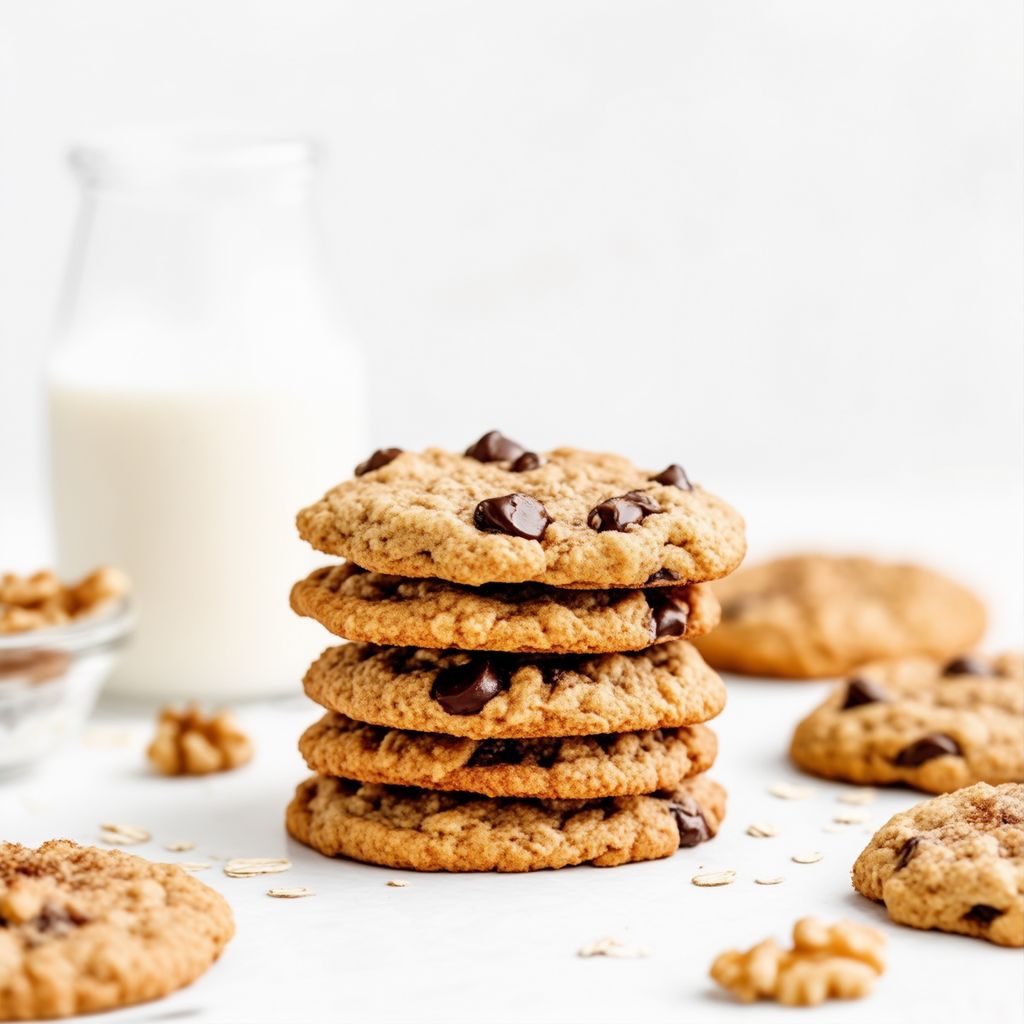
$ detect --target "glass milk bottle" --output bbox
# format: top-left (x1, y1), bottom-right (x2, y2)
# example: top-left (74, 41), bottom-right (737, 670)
top-left (47, 132), bottom-right (366, 699)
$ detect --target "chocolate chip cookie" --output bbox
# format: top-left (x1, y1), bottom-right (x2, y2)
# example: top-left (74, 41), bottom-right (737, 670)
top-left (693, 554), bottom-right (987, 678)
top-left (852, 782), bottom-right (1024, 947)
top-left (290, 563), bottom-right (720, 653)
top-left (299, 712), bottom-right (717, 799)
top-left (790, 652), bottom-right (1023, 792)
top-left (303, 640), bottom-right (726, 740)
top-left (0, 840), bottom-right (234, 1020)
top-left (285, 773), bottom-right (726, 871)
top-left (296, 436), bottom-right (746, 588)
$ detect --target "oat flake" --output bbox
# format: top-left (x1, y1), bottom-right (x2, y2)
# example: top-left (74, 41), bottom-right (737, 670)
top-left (99, 823), bottom-right (151, 846)
top-left (267, 887), bottom-right (314, 899)
top-left (692, 869), bottom-right (737, 887)
top-left (769, 782), bottom-right (815, 800)
top-left (792, 851), bottom-right (824, 864)
top-left (755, 876), bottom-right (785, 885)
top-left (746, 823), bottom-right (779, 838)
top-left (833, 811), bottom-right (868, 825)
top-left (837, 788), bottom-right (877, 806)
top-left (223, 857), bottom-right (291, 878)
top-left (578, 937), bottom-right (649, 958)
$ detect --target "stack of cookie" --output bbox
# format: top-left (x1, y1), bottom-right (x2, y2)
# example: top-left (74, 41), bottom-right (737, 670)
top-left (285, 432), bottom-right (746, 872)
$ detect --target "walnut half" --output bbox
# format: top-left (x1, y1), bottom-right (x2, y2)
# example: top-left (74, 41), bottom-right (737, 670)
top-left (0, 567), bottom-right (129, 634)
top-left (710, 917), bottom-right (886, 1006)
top-left (147, 706), bottom-right (253, 776)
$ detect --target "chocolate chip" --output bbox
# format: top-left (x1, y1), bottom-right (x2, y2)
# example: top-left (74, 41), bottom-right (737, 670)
top-left (894, 836), bottom-right (920, 871)
top-left (539, 663), bottom-right (569, 687)
top-left (466, 738), bottom-right (523, 768)
top-left (942, 656), bottom-right (992, 677)
top-left (840, 678), bottom-right (889, 710)
top-left (624, 490), bottom-right (661, 511)
top-left (668, 797), bottom-right (710, 847)
top-left (650, 464), bottom-right (692, 490)
top-left (646, 590), bottom-right (689, 639)
top-left (588, 491), bottom-right (661, 532)
top-left (645, 568), bottom-right (680, 585)
top-left (31, 904), bottom-right (74, 935)
top-left (510, 451), bottom-right (545, 472)
top-left (361, 724), bottom-right (392, 749)
top-left (473, 493), bottom-right (551, 541)
top-left (465, 431), bottom-right (526, 463)
top-left (354, 447), bottom-right (402, 476)
top-left (893, 733), bottom-right (961, 766)
top-left (431, 658), bottom-right (507, 715)
top-left (963, 904), bottom-right (1005, 925)
top-left (531, 740), bottom-right (561, 768)
top-left (524, 654), bottom-right (577, 688)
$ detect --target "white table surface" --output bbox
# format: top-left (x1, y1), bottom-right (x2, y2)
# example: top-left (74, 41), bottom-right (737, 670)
top-left (2, 487), bottom-right (1023, 1023)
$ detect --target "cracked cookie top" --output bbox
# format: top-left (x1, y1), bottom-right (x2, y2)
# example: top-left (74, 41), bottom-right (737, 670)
top-left (290, 563), bottom-right (720, 653)
top-left (790, 651), bottom-right (1023, 792)
top-left (296, 439), bottom-right (745, 588)
top-left (303, 640), bottom-right (726, 739)
top-left (852, 782), bottom-right (1024, 947)
top-left (0, 840), bottom-right (234, 1019)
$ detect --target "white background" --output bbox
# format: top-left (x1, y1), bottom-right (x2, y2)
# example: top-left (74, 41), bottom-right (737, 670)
top-left (1, 0), bottom-right (1022, 541)
top-left (1, 5), bottom-right (1022, 1023)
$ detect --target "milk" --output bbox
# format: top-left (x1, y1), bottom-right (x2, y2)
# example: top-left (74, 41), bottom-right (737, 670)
top-left (48, 133), bottom-right (366, 698)
top-left (49, 360), bottom-right (364, 698)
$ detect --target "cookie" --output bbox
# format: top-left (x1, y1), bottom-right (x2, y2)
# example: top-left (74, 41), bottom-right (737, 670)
top-left (290, 563), bottom-right (720, 653)
top-left (298, 711), bottom-right (717, 799)
top-left (693, 554), bottom-right (986, 678)
top-left (296, 438), bottom-right (746, 588)
top-left (852, 782), bottom-right (1024, 947)
top-left (790, 652), bottom-right (1023, 792)
top-left (285, 773), bottom-right (726, 872)
top-left (0, 840), bottom-right (234, 1020)
top-left (303, 640), bottom-right (726, 739)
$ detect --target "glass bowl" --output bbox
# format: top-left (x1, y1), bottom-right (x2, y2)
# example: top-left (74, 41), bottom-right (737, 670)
top-left (0, 597), bottom-right (135, 775)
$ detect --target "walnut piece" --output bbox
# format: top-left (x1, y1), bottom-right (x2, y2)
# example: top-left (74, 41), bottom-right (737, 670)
top-left (0, 567), bottom-right (129, 634)
top-left (147, 705), bottom-right (253, 776)
top-left (710, 917), bottom-right (886, 1006)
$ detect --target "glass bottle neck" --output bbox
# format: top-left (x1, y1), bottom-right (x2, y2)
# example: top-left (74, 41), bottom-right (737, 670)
top-left (58, 180), bottom-right (332, 342)
top-left (54, 133), bottom-right (341, 365)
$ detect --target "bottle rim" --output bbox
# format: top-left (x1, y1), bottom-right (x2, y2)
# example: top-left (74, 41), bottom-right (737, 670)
top-left (69, 127), bottom-right (321, 190)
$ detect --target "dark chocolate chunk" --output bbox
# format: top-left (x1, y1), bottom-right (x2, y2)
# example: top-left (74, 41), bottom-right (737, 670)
top-left (894, 836), bottom-right (920, 871)
top-left (645, 568), bottom-right (680, 585)
top-left (942, 656), bottom-right (992, 678)
top-left (893, 733), bottom-right (961, 766)
top-left (31, 904), bottom-right (74, 936)
top-left (647, 590), bottom-right (689, 639)
top-left (667, 797), bottom-right (710, 847)
top-left (587, 491), bottom-right (661, 532)
top-left (510, 451), bottom-right (545, 472)
top-left (473, 493), bottom-right (551, 541)
top-left (963, 904), bottom-right (1005, 925)
top-left (528, 654), bottom-right (578, 688)
top-left (650, 464), bottom-right (692, 490)
top-left (354, 447), bottom-right (402, 476)
top-left (841, 678), bottom-right (889, 710)
top-left (431, 658), bottom-right (507, 715)
top-left (466, 738), bottom-right (523, 768)
top-left (465, 431), bottom-right (526, 463)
